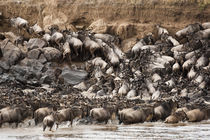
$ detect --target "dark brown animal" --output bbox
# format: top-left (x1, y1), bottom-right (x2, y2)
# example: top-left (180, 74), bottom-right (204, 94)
top-left (153, 99), bottom-right (178, 121)
top-left (0, 106), bottom-right (31, 127)
top-left (164, 110), bottom-right (187, 123)
top-left (186, 109), bottom-right (207, 122)
top-left (118, 106), bottom-right (153, 124)
top-left (90, 107), bottom-right (116, 124)
top-left (34, 107), bottom-right (53, 125)
top-left (43, 114), bottom-right (55, 131)
top-left (55, 107), bottom-right (82, 129)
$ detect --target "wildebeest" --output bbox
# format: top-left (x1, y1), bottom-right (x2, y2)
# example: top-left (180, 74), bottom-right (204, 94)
top-left (186, 109), bottom-right (207, 122)
top-left (0, 106), bottom-right (32, 127)
top-left (10, 17), bottom-right (29, 33)
top-left (156, 25), bottom-right (169, 38)
top-left (43, 114), bottom-right (55, 131)
top-left (102, 42), bottom-right (120, 66)
top-left (118, 81), bottom-right (129, 96)
top-left (55, 107), bottom-right (83, 129)
top-left (118, 106), bottom-right (153, 124)
top-left (153, 99), bottom-right (178, 121)
top-left (202, 22), bottom-right (210, 29)
top-left (94, 33), bottom-right (114, 43)
top-left (90, 106), bottom-right (117, 124)
top-left (175, 23), bottom-right (202, 38)
top-left (164, 110), bottom-right (187, 123)
top-left (34, 107), bottom-right (54, 125)
top-left (84, 36), bottom-right (102, 58)
top-left (66, 34), bottom-right (83, 56)
top-left (62, 42), bottom-right (71, 62)
top-left (131, 39), bottom-right (145, 58)
top-left (91, 57), bottom-right (108, 70)
top-left (29, 23), bottom-right (44, 36)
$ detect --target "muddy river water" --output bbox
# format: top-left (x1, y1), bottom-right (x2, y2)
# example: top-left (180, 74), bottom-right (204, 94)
top-left (1, 121), bottom-right (210, 140)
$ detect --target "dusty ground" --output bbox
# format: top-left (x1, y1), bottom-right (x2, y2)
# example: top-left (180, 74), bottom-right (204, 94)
top-left (0, 0), bottom-right (210, 50)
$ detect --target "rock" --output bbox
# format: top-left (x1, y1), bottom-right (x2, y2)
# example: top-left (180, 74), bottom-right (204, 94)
top-left (73, 82), bottom-right (87, 91)
top-left (38, 54), bottom-right (48, 64)
top-left (0, 39), bottom-right (22, 66)
top-left (20, 58), bottom-right (44, 72)
top-left (0, 67), bottom-right (3, 74)
top-left (87, 19), bottom-right (108, 34)
top-left (60, 67), bottom-right (88, 85)
top-left (27, 48), bottom-right (42, 59)
top-left (27, 38), bottom-right (47, 51)
top-left (0, 73), bottom-right (15, 83)
top-left (10, 65), bottom-right (28, 76)
top-left (40, 75), bottom-right (52, 84)
top-left (0, 60), bottom-right (10, 71)
top-left (112, 22), bottom-right (136, 39)
top-left (43, 47), bottom-right (62, 62)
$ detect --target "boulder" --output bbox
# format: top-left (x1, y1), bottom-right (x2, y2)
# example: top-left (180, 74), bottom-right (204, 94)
top-left (87, 19), bottom-right (108, 34)
top-left (0, 60), bottom-right (10, 71)
top-left (0, 39), bottom-right (22, 66)
top-left (112, 22), bottom-right (136, 39)
top-left (43, 47), bottom-right (62, 62)
top-left (27, 48), bottom-right (42, 59)
top-left (60, 67), bottom-right (88, 85)
top-left (40, 75), bottom-right (52, 84)
top-left (10, 65), bottom-right (28, 77)
top-left (20, 58), bottom-right (44, 71)
top-left (27, 38), bottom-right (47, 51)
top-left (38, 54), bottom-right (48, 64)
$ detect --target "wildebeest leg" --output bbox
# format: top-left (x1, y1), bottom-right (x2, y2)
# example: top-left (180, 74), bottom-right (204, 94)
top-left (49, 126), bottom-right (52, 131)
top-left (56, 123), bottom-right (59, 130)
top-left (90, 49), bottom-right (95, 59)
top-left (70, 119), bottom-right (73, 127)
top-left (43, 124), bottom-right (46, 131)
top-left (15, 122), bottom-right (19, 128)
top-left (34, 118), bottom-right (38, 125)
top-left (105, 119), bottom-right (109, 124)
top-left (74, 47), bottom-right (79, 56)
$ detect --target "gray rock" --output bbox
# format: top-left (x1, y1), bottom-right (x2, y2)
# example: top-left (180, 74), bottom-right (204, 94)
top-left (10, 65), bottom-right (28, 76)
top-left (38, 53), bottom-right (47, 64)
top-left (1, 39), bottom-right (22, 66)
top-left (0, 73), bottom-right (15, 83)
top-left (40, 75), bottom-right (52, 84)
top-left (0, 67), bottom-right (3, 74)
top-left (43, 47), bottom-right (62, 62)
top-left (60, 67), bottom-right (88, 85)
top-left (27, 48), bottom-right (42, 59)
top-left (20, 58), bottom-right (44, 71)
top-left (0, 60), bottom-right (10, 71)
top-left (27, 38), bottom-right (47, 51)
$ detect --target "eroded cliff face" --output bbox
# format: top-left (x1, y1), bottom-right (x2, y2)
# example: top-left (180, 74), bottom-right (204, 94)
top-left (0, 0), bottom-right (210, 50)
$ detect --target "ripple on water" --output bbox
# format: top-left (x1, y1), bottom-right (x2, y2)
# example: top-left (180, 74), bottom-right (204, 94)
top-left (1, 122), bottom-right (210, 140)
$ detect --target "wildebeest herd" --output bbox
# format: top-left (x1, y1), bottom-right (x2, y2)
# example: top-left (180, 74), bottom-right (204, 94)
top-left (0, 17), bottom-right (210, 131)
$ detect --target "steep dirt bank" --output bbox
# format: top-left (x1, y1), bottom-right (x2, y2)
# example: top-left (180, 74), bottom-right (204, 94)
top-left (0, 0), bottom-right (210, 50)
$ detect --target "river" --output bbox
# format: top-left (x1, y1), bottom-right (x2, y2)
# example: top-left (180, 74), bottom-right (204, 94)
top-left (1, 120), bottom-right (210, 140)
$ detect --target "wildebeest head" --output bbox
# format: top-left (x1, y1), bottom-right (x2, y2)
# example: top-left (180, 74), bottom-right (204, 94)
top-left (143, 106), bottom-right (154, 122)
top-left (49, 25), bottom-right (59, 34)
top-left (72, 107), bottom-right (83, 119)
